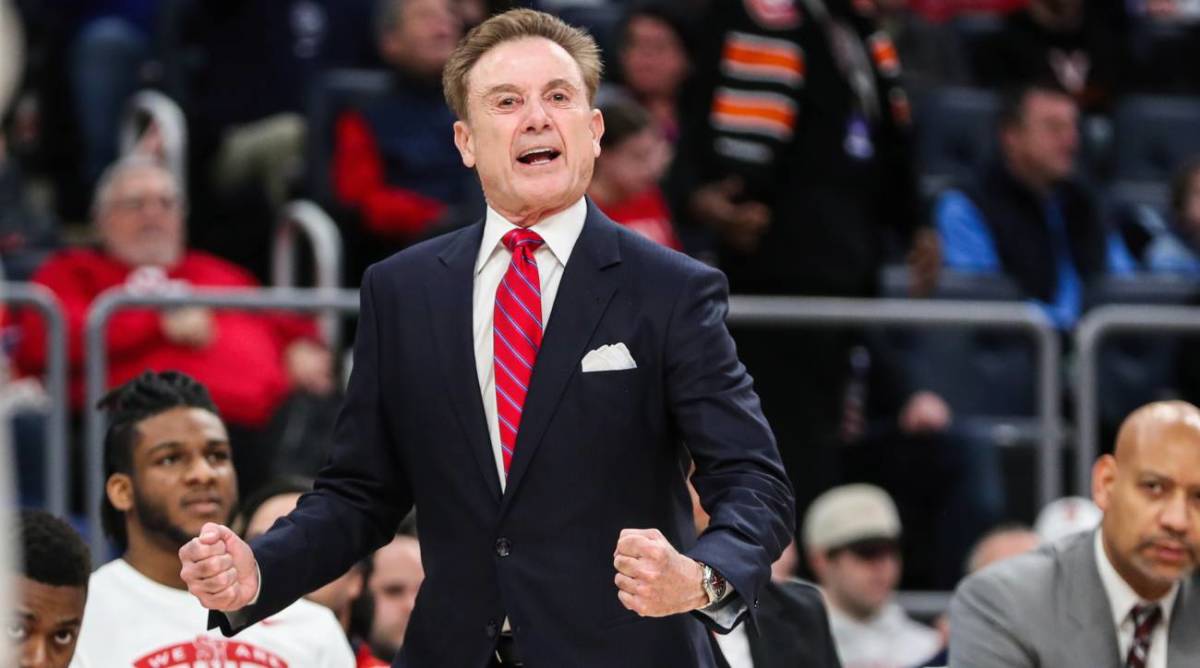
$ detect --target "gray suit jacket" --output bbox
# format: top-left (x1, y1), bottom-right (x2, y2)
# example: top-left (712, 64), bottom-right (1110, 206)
top-left (948, 530), bottom-right (1200, 667)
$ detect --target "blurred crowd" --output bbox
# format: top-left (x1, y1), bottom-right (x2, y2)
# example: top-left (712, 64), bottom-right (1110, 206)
top-left (6, 0), bottom-right (1200, 666)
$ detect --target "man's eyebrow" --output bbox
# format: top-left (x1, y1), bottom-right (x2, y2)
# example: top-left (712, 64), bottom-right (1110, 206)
top-left (481, 83), bottom-right (522, 98)
top-left (544, 78), bottom-right (579, 92)
top-left (144, 441), bottom-right (182, 457)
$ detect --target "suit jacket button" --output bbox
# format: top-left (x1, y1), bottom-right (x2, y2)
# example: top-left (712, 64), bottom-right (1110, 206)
top-left (495, 537), bottom-right (512, 557)
top-left (486, 621), bottom-right (499, 638)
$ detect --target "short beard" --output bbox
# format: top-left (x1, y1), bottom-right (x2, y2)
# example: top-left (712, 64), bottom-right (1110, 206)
top-left (132, 491), bottom-right (203, 552)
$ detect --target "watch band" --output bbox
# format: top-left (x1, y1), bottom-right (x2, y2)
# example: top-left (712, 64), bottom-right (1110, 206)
top-left (701, 563), bottom-right (728, 608)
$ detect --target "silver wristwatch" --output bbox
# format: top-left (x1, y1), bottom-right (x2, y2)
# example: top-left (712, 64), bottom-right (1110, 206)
top-left (701, 563), bottom-right (728, 608)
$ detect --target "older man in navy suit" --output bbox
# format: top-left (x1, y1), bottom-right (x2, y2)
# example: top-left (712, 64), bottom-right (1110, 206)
top-left (178, 9), bottom-right (794, 667)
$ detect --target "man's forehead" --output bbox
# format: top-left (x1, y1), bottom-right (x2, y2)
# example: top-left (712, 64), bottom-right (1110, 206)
top-left (468, 37), bottom-right (585, 95)
top-left (135, 408), bottom-right (227, 449)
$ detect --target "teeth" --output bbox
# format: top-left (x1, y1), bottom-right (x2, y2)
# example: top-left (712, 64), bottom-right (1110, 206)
top-left (519, 148), bottom-right (558, 159)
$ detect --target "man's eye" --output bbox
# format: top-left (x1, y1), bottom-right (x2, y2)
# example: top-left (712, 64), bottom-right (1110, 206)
top-left (159, 455), bottom-right (180, 466)
top-left (498, 97), bottom-right (518, 107)
top-left (1143, 480), bottom-right (1164, 494)
top-left (550, 92), bottom-right (568, 103)
top-left (6, 622), bottom-right (26, 641)
top-left (53, 629), bottom-right (76, 645)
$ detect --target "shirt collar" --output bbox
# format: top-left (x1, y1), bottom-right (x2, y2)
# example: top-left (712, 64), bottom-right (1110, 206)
top-left (1094, 529), bottom-right (1180, 629)
top-left (474, 197), bottom-right (588, 275)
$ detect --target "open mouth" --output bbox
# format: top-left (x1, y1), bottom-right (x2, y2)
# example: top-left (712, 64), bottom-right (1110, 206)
top-left (516, 148), bottom-right (562, 166)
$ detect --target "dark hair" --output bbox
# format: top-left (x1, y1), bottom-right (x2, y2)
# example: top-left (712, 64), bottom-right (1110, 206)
top-left (1171, 157), bottom-right (1200, 216)
top-left (615, 2), bottom-right (695, 65)
top-left (599, 97), bottom-right (654, 150)
top-left (997, 81), bottom-right (1073, 132)
top-left (16, 509), bottom-right (91, 588)
top-left (238, 475), bottom-right (315, 538)
top-left (97, 370), bottom-right (220, 550)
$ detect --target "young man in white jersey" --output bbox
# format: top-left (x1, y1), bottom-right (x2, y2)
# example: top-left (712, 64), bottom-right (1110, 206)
top-left (71, 371), bottom-right (353, 667)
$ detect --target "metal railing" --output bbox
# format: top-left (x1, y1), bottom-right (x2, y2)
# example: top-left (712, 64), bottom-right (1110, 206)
top-left (1075, 304), bottom-right (1200, 495)
top-left (1, 283), bottom-right (69, 516)
top-left (79, 291), bottom-right (1061, 557)
top-left (271, 200), bottom-right (345, 350)
top-left (727, 296), bottom-right (1063, 507)
top-left (118, 89), bottom-right (188, 189)
top-left (82, 287), bottom-right (360, 559)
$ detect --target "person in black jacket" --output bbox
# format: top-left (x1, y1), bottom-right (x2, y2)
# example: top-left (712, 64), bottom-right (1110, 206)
top-left (670, 0), bottom-right (940, 527)
top-left (689, 474), bottom-right (842, 668)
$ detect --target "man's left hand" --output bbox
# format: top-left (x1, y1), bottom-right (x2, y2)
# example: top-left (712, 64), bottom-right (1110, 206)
top-left (614, 528), bottom-right (709, 617)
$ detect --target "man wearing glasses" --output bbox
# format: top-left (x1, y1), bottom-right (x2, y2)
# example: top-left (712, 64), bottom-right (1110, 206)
top-left (9, 155), bottom-right (334, 494)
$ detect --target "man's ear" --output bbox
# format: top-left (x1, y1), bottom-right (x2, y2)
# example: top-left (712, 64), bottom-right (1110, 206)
top-left (453, 120), bottom-right (476, 169)
top-left (107, 473), bottom-right (134, 513)
top-left (590, 108), bottom-right (605, 158)
top-left (1092, 454), bottom-right (1117, 511)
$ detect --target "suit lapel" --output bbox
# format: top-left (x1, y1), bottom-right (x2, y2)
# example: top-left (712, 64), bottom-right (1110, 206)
top-left (1168, 575), bottom-right (1200, 664)
top-left (500, 204), bottom-right (621, 515)
top-left (1064, 532), bottom-right (1122, 668)
top-left (431, 222), bottom-right (502, 502)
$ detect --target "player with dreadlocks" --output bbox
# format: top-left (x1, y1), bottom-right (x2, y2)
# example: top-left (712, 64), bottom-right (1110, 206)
top-left (71, 370), bottom-right (353, 667)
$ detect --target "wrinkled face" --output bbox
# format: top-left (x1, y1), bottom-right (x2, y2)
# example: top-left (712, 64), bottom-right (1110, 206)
top-left (10, 577), bottom-right (86, 668)
top-left (98, 166), bottom-right (185, 268)
top-left (381, 0), bottom-right (462, 78)
top-left (619, 15), bottom-right (688, 100)
top-left (1002, 91), bottom-right (1079, 186)
top-left (1095, 422), bottom-right (1200, 598)
top-left (818, 542), bottom-right (901, 619)
top-left (109, 407), bottom-right (236, 553)
top-left (368, 536), bottom-right (424, 658)
top-left (453, 37), bottom-right (604, 222)
top-left (594, 127), bottom-right (669, 201)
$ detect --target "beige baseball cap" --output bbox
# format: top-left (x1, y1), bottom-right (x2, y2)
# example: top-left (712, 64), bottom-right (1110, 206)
top-left (803, 484), bottom-right (901, 552)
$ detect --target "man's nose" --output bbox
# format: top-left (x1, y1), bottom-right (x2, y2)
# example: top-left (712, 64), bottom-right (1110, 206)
top-left (185, 455), bottom-right (218, 484)
top-left (19, 638), bottom-right (48, 668)
top-left (523, 99), bottom-right (552, 132)
top-left (1160, 491), bottom-right (1191, 534)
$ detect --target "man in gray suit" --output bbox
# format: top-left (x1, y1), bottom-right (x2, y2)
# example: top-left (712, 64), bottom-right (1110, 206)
top-left (949, 400), bottom-right (1200, 667)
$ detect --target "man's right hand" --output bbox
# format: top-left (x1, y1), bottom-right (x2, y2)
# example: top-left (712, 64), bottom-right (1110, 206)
top-left (179, 522), bottom-right (260, 612)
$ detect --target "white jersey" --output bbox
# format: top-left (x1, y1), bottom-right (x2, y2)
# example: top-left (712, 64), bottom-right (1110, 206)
top-left (71, 559), bottom-right (354, 668)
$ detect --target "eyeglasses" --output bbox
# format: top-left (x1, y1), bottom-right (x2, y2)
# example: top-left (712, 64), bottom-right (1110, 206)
top-left (108, 194), bottom-right (181, 213)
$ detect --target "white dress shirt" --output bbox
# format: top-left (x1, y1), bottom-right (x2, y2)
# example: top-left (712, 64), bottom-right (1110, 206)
top-left (472, 197), bottom-right (587, 489)
top-left (1094, 530), bottom-right (1179, 668)
top-left (713, 624), bottom-right (755, 668)
top-left (828, 600), bottom-right (943, 668)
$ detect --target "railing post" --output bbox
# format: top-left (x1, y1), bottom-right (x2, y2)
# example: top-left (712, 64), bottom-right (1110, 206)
top-left (1, 283), bottom-right (69, 516)
top-left (271, 201), bottom-right (345, 350)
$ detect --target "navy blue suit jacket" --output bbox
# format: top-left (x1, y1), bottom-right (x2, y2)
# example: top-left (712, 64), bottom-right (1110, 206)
top-left (213, 203), bottom-right (795, 667)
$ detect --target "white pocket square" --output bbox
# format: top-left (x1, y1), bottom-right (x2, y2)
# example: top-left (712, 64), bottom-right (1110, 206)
top-left (581, 343), bottom-right (637, 373)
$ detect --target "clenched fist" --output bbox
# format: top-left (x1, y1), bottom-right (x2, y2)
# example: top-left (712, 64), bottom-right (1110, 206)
top-left (613, 528), bottom-right (708, 617)
top-left (179, 522), bottom-right (260, 611)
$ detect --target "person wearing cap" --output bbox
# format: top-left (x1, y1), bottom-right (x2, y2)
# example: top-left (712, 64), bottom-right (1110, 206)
top-left (804, 484), bottom-right (943, 668)
top-left (949, 401), bottom-right (1200, 667)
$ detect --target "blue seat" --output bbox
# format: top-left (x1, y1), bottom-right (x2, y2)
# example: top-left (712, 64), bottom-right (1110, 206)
top-left (1112, 95), bottom-right (1200, 183)
top-left (912, 87), bottom-right (1000, 197)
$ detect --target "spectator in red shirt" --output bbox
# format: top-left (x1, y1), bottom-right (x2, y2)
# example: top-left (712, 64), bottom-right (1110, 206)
top-left (588, 98), bottom-right (683, 250)
top-left (10, 156), bottom-right (334, 493)
top-left (332, 0), bottom-right (481, 281)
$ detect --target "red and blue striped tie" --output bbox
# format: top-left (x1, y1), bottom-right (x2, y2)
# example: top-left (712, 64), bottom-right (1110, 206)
top-left (494, 228), bottom-right (544, 476)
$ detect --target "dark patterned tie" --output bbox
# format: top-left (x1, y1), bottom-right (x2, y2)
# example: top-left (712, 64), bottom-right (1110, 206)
top-left (493, 228), bottom-right (544, 476)
top-left (1124, 604), bottom-right (1162, 668)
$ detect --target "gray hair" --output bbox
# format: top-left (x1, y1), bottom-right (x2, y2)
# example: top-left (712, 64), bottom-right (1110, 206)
top-left (91, 155), bottom-right (183, 220)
